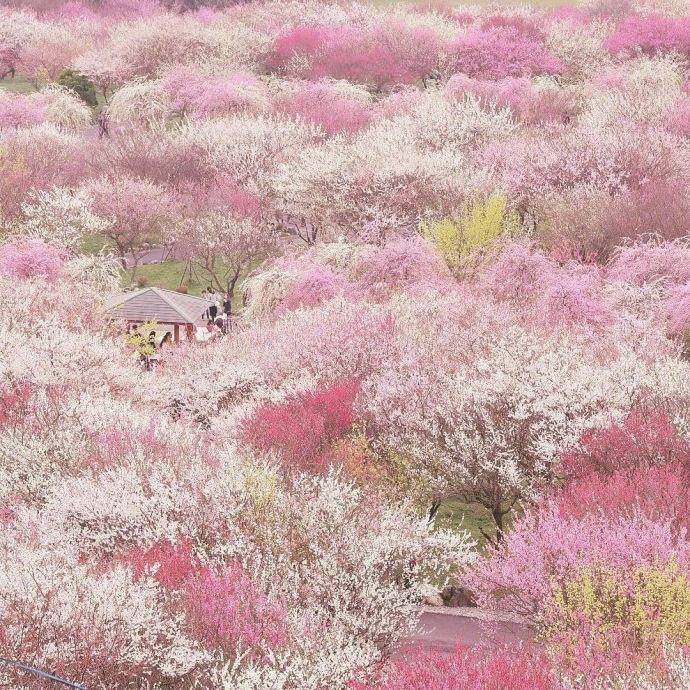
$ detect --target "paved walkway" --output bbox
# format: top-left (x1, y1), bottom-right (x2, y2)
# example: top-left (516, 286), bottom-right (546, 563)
top-left (123, 246), bottom-right (176, 268)
top-left (401, 608), bottom-right (534, 654)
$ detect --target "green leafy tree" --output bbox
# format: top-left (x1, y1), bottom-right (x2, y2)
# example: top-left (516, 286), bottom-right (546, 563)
top-left (55, 69), bottom-right (98, 108)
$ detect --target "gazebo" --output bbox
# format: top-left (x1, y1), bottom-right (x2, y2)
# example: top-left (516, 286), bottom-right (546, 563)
top-left (104, 287), bottom-right (210, 343)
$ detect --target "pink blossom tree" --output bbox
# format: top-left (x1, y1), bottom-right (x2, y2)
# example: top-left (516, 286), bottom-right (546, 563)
top-left (449, 25), bottom-right (565, 80)
top-left (0, 238), bottom-right (66, 281)
top-left (277, 82), bottom-right (372, 136)
top-left (87, 175), bottom-right (175, 278)
top-left (605, 14), bottom-right (690, 58)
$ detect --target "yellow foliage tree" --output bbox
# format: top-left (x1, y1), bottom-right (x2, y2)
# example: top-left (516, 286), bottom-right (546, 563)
top-left (421, 194), bottom-right (520, 277)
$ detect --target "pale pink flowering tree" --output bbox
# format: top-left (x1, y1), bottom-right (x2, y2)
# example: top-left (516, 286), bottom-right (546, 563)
top-left (467, 503), bottom-right (690, 618)
top-left (478, 242), bottom-right (613, 327)
top-left (173, 181), bottom-right (271, 296)
top-left (87, 175), bottom-right (176, 277)
top-left (350, 237), bottom-right (454, 300)
top-left (607, 237), bottom-right (690, 286)
top-left (446, 74), bottom-right (575, 124)
top-left (666, 96), bottom-right (690, 137)
top-left (165, 68), bottom-right (269, 118)
top-left (276, 260), bottom-right (352, 313)
top-left (664, 282), bottom-right (690, 334)
top-left (0, 125), bottom-right (87, 224)
top-left (277, 81), bottom-right (372, 136)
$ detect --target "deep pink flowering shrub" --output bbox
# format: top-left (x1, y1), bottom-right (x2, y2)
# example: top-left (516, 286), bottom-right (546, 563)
top-left (351, 645), bottom-right (560, 690)
top-left (605, 14), bottom-right (690, 57)
top-left (183, 564), bottom-right (289, 658)
top-left (449, 26), bottom-right (565, 80)
top-left (128, 537), bottom-right (197, 590)
top-left (561, 409), bottom-right (690, 479)
top-left (240, 378), bottom-right (361, 474)
top-left (0, 239), bottom-right (66, 281)
top-left (0, 381), bottom-right (33, 433)
top-left (556, 464), bottom-right (690, 534)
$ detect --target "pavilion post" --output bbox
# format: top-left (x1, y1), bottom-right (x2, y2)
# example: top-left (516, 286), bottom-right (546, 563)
top-left (174, 324), bottom-right (180, 344)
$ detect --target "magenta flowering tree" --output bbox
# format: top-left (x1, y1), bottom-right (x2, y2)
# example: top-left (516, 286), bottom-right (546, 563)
top-left (0, 238), bottom-right (66, 281)
top-left (449, 25), bottom-right (565, 80)
top-left (0, 93), bottom-right (46, 129)
top-left (605, 14), bottom-right (690, 58)
top-left (268, 21), bottom-right (440, 90)
top-left (351, 645), bottom-right (561, 690)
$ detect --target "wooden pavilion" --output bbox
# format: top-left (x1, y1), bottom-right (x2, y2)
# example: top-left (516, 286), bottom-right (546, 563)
top-left (104, 287), bottom-right (210, 343)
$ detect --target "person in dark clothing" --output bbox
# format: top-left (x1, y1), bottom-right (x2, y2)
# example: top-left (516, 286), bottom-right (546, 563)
top-left (97, 106), bottom-right (110, 139)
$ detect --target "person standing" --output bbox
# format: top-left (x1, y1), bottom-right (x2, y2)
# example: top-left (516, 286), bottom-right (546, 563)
top-left (202, 287), bottom-right (212, 319)
top-left (97, 106), bottom-right (110, 139)
top-left (208, 287), bottom-right (219, 321)
top-left (222, 292), bottom-right (232, 332)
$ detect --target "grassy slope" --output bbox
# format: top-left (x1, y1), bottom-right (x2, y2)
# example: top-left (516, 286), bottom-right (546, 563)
top-left (0, 74), bottom-right (36, 95)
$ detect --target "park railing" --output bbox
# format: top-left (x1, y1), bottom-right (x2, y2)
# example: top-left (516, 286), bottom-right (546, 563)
top-left (0, 657), bottom-right (86, 689)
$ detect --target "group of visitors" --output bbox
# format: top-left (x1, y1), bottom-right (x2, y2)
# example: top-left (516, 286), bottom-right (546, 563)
top-left (201, 286), bottom-right (233, 336)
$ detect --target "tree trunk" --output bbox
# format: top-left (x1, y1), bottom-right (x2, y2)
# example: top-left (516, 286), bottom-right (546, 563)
top-left (428, 499), bottom-right (442, 523)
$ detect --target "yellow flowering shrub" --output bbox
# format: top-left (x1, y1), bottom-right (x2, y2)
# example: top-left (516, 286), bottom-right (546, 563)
top-left (421, 194), bottom-right (520, 277)
top-left (543, 560), bottom-right (690, 659)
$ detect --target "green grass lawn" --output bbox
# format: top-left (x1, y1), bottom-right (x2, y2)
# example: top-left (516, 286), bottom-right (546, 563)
top-left (80, 234), bottom-right (114, 255)
top-left (433, 498), bottom-right (498, 550)
top-left (120, 259), bottom-right (249, 312)
top-left (0, 74), bottom-right (37, 95)
top-left (0, 72), bottom-right (108, 110)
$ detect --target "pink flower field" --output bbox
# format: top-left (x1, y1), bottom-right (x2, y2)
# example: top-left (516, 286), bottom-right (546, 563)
top-left (2, 0), bottom-right (690, 687)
